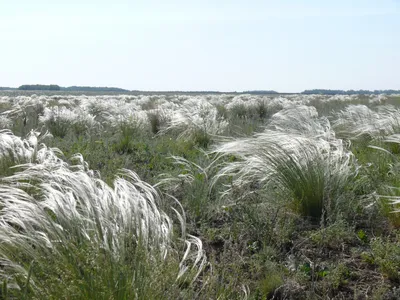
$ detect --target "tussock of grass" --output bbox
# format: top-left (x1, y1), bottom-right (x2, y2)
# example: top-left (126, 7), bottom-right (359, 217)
top-left (0, 132), bottom-right (206, 299)
top-left (212, 107), bottom-right (357, 222)
top-left (161, 98), bottom-right (228, 147)
top-left (333, 105), bottom-right (400, 140)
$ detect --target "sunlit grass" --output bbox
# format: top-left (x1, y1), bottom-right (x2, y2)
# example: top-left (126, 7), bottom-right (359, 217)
top-left (212, 107), bottom-right (357, 222)
top-left (1, 92), bottom-right (400, 298)
top-left (0, 132), bottom-right (206, 299)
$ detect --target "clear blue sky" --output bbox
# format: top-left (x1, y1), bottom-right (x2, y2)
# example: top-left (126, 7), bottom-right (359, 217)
top-left (0, 1), bottom-right (399, 92)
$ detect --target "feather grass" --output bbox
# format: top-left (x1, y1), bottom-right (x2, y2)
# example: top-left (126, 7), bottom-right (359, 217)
top-left (0, 132), bottom-right (206, 298)
top-left (212, 107), bottom-right (357, 222)
top-left (161, 98), bottom-right (228, 147)
top-left (333, 105), bottom-right (400, 140)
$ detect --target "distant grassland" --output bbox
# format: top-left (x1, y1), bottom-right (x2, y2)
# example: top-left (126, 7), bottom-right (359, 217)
top-left (0, 92), bottom-right (400, 299)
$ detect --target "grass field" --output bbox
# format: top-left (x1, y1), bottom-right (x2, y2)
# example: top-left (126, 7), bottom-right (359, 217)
top-left (1, 91), bottom-right (400, 299)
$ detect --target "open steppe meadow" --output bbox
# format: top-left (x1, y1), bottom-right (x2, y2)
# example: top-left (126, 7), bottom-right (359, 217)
top-left (1, 91), bottom-right (400, 299)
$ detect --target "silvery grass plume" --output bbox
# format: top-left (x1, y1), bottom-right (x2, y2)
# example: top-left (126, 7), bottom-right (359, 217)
top-left (0, 133), bottom-right (206, 298)
top-left (82, 96), bottom-right (138, 123)
top-left (212, 106), bottom-right (357, 222)
top-left (266, 106), bottom-right (332, 139)
top-left (0, 96), bottom-right (13, 111)
top-left (81, 96), bottom-right (119, 123)
top-left (39, 106), bottom-right (100, 137)
top-left (0, 115), bottom-right (12, 130)
top-left (224, 95), bottom-right (275, 118)
top-left (83, 96), bottom-right (154, 133)
top-left (332, 105), bottom-right (400, 140)
top-left (146, 108), bottom-right (171, 134)
top-left (46, 95), bottom-right (81, 108)
top-left (161, 98), bottom-right (228, 146)
top-left (2, 96), bottom-right (45, 134)
top-left (372, 134), bottom-right (400, 210)
top-left (226, 94), bottom-right (306, 113)
top-left (2, 96), bottom-right (45, 119)
top-left (106, 109), bottom-right (149, 132)
top-left (0, 130), bottom-right (53, 176)
top-left (270, 95), bottom-right (309, 108)
top-left (369, 94), bottom-right (388, 105)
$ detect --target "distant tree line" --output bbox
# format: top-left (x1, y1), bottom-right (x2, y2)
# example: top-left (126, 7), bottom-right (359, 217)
top-left (61, 86), bottom-right (129, 92)
top-left (2, 85), bottom-right (399, 94)
top-left (302, 89), bottom-right (400, 95)
top-left (11, 85), bottom-right (129, 92)
top-left (18, 84), bottom-right (61, 91)
top-left (243, 90), bottom-right (278, 95)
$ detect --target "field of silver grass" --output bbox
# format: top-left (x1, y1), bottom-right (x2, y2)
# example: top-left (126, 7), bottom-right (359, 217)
top-left (1, 92), bottom-right (400, 298)
top-left (0, 129), bottom-right (206, 298)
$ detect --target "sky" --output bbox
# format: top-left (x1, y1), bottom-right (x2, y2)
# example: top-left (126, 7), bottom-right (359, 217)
top-left (0, 0), bottom-right (399, 93)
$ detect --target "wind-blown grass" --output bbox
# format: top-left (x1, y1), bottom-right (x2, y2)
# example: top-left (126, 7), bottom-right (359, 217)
top-left (1, 95), bottom-right (45, 136)
top-left (0, 129), bottom-right (53, 177)
top-left (332, 105), bottom-right (400, 140)
top-left (267, 106), bottom-right (331, 138)
top-left (2, 92), bottom-right (400, 297)
top-left (212, 107), bottom-right (357, 222)
top-left (161, 98), bottom-right (228, 147)
top-left (0, 132), bottom-right (206, 299)
top-left (40, 106), bottom-right (101, 137)
top-left (373, 134), bottom-right (400, 211)
top-left (0, 115), bottom-right (12, 130)
top-left (155, 153), bottom-right (221, 218)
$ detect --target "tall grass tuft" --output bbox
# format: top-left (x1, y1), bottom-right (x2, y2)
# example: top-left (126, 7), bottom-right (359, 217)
top-left (0, 129), bottom-right (54, 177)
top-left (2, 96), bottom-right (45, 136)
top-left (156, 153), bottom-right (220, 219)
top-left (40, 106), bottom-right (100, 138)
top-left (374, 134), bottom-right (400, 212)
top-left (332, 105), bottom-right (400, 140)
top-left (0, 132), bottom-right (206, 299)
top-left (212, 106), bottom-right (357, 222)
top-left (161, 98), bottom-right (228, 148)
